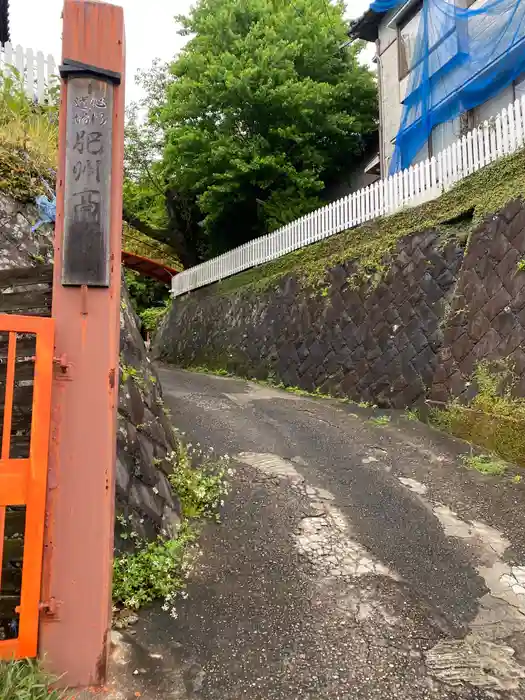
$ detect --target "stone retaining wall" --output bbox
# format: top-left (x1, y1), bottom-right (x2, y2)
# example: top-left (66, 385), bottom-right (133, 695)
top-left (155, 199), bottom-right (525, 408)
top-left (0, 193), bottom-right (181, 547)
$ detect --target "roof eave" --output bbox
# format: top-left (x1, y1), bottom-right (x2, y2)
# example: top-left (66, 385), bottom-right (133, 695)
top-left (0, 0), bottom-right (10, 45)
top-left (348, 8), bottom-right (385, 43)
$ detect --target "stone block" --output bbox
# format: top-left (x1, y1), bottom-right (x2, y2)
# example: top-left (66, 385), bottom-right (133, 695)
top-left (136, 434), bottom-right (159, 487)
top-left (482, 286), bottom-right (512, 321)
top-left (491, 311), bottom-right (517, 337)
top-left (499, 323), bottom-right (525, 357)
top-left (116, 458), bottom-right (131, 499)
top-left (489, 228), bottom-right (512, 261)
top-left (472, 328), bottom-right (502, 361)
top-left (451, 333), bottom-right (473, 363)
top-left (128, 379), bottom-right (145, 426)
top-left (162, 505), bottom-right (181, 538)
top-left (467, 312), bottom-right (490, 343)
top-left (328, 265), bottom-right (348, 289)
top-left (507, 207), bottom-right (525, 241)
top-left (497, 248), bottom-right (521, 282)
top-left (129, 478), bottom-right (165, 524)
top-left (459, 352), bottom-right (477, 378)
top-left (511, 225), bottom-right (525, 254)
top-left (501, 198), bottom-right (523, 223)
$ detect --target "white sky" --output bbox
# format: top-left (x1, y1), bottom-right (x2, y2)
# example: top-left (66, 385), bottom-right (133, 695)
top-left (11, 0), bottom-right (373, 104)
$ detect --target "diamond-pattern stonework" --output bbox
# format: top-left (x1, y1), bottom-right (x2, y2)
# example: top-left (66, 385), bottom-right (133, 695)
top-left (432, 201), bottom-right (525, 403)
top-left (156, 199), bottom-right (525, 408)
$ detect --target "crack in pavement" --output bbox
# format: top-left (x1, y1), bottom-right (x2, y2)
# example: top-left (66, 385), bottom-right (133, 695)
top-left (396, 476), bottom-right (525, 695)
top-left (234, 452), bottom-right (398, 582)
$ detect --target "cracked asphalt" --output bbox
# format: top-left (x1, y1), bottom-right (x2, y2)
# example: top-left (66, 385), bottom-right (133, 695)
top-left (109, 368), bottom-right (525, 700)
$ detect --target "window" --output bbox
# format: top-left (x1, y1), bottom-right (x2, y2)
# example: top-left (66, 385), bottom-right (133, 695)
top-left (431, 117), bottom-right (461, 156)
top-left (398, 2), bottom-right (423, 79)
top-left (515, 73), bottom-right (525, 101)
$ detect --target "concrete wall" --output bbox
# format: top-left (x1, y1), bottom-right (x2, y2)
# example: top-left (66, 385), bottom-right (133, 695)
top-left (155, 199), bottom-right (525, 409)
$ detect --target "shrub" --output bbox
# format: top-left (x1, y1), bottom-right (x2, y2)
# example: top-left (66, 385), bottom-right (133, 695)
top-left (430, 361), bottom-right (525, 467)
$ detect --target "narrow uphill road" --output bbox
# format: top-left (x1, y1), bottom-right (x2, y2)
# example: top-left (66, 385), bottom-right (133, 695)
top-left (113, 367), bottom-right (525, 700)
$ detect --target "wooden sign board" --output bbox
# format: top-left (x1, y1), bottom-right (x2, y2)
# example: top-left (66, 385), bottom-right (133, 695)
top-left (62, 77), bottom-right (113, 287)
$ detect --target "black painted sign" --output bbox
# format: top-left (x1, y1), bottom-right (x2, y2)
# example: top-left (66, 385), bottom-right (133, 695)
top-left (62, 77), bottom-right (113, 286)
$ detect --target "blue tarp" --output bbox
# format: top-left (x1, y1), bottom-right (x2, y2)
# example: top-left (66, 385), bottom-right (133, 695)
top-left (31, 194), bottom-right (56, 232)
top-left (367, 0), bottom-right (525, 172)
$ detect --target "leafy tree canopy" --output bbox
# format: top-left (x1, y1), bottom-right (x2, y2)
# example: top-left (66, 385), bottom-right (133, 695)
top-left (125, 0), bottom-right (377, 265)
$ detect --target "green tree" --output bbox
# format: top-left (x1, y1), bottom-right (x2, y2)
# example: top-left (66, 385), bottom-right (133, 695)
top-left (123, 62), bottom-right (207, 267)
top-left (126, 0), bottom-right (377, 263)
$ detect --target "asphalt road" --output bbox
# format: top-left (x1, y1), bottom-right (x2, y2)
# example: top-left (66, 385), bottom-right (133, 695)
top-left (110, 367), bottom-right (525, 700)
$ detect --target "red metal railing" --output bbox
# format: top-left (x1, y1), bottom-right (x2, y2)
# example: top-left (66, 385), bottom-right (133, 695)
top-left (0, 314), bottom-right (54, 659)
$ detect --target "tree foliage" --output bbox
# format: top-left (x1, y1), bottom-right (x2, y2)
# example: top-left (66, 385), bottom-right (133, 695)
top-left (125, 0), bottom-right (377, 264)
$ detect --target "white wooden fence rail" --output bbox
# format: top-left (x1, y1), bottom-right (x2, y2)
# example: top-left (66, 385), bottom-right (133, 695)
top-left (172, 93), bottom-right (525, 297)
top-left (1, 42), bottom-right (57, 103)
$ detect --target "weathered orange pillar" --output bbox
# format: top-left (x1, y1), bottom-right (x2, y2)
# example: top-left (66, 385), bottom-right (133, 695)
top-left (40, 0), bottom-right (125, 687)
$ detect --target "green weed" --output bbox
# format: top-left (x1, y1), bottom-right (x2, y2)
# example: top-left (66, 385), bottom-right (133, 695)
top-left (113, 522), bottom-right (197, 613)
top-left (462, 453), bottom-right (508, 476)
top-left (120, 361), bottom-right (146, 391)
top-left (169, 444), bottom-right (231, 521)
top-left (430, 361), bottom-right (525, 468)
top-left (405, 408), bottom-right (420, 421)
top-left (370, 415), bottom-right (391, 426)
top-left (113, 444), bottom-right (232, 615)
top-left (0, 659), bottom-right (64, 699)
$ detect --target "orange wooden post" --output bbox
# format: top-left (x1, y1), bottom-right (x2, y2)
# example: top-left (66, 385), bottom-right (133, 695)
top-left (39, 0), bottom-right (125, 687)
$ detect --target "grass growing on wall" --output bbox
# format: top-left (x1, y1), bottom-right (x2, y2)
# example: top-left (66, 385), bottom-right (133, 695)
top-left (0, 71), bottom-right (59, 201)
top-left (430, 361), bottom-right (525, 468)
top-left (193, 147), bottom-right (525, 298)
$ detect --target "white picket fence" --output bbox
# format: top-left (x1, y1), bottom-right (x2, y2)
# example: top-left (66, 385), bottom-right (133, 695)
top-left (0, 42), bottom-right (57, 103)
top-left (172, 94), bottom-right (525, 297)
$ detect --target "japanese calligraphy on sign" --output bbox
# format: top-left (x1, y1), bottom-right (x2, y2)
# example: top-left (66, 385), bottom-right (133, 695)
top-left (62, 77), bottom-right (113, 286)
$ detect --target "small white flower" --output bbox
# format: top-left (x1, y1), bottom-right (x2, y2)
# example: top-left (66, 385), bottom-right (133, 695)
top-left (162, 603), bottom-right (169, 612)
top-left (170, 608), bottom-right (178, 619)
top-left (227, 468), bottom-right (234, 476)
top-left (220, 500), bottom-right (225, 507)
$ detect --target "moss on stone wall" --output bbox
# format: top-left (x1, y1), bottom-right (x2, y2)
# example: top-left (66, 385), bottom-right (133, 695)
top-left (195, 148), bottom-right (525, 299)
top-left (430, 361), bottom-right (525, 468)
top-left (0, 143), bottom-right (55, 202)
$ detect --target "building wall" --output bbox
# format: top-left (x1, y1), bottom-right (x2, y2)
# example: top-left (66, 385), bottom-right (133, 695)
top-left (374, 0), bottom-right (525, 174)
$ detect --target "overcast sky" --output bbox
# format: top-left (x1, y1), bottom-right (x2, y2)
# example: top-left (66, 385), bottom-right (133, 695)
top-left (11, 0), bottom-right (373, 104)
